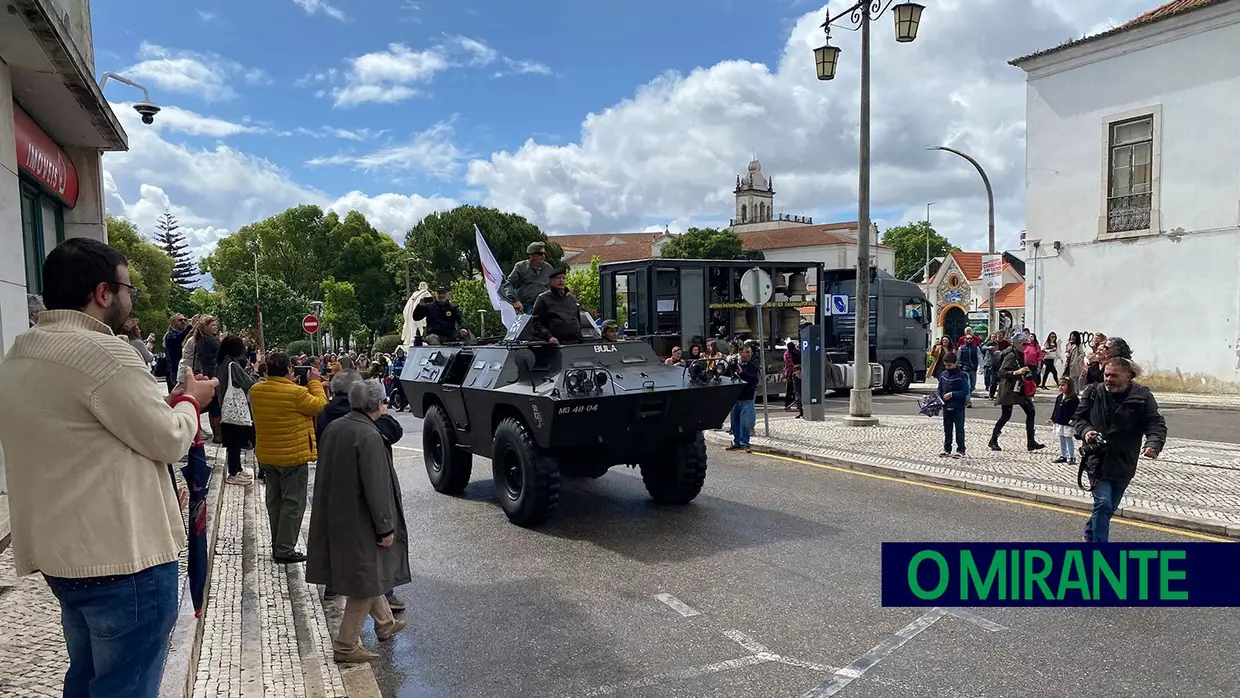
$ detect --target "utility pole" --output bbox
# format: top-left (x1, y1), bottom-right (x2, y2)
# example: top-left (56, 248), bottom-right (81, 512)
top-left (254, 248), bottom-right (265, 355)
top-left (925, 202), bottom-right (936, 283)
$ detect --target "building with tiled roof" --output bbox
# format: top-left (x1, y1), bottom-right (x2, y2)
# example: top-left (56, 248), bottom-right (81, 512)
top-left (1011, 0), bottom-right (1240, 384)
top-left (924, 251), bottom-right (1025, 342)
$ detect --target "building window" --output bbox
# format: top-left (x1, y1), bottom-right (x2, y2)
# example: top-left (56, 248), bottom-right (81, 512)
top-left (1106, 115), bottom-right (1153, 234)
top-left (19, 178), bottom-right (65, 295)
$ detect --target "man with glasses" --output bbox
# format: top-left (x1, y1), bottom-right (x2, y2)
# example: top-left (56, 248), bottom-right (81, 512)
top-left (0, 237), bottom-right (218, 697)
top-left (164, 313), bottom-right (190, 393)
top-left (501, 241), bottom-right (555, 314)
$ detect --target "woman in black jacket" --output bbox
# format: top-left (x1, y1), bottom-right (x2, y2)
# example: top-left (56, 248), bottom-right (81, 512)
top-left (216, 336), bottom-right (256, 485)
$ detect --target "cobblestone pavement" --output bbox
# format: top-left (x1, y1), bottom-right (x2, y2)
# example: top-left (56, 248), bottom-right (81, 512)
top-left (710, 413), bottom-right (1240, 536)
top-left (0, 467), bottom-right (193, 698)
top-left (193, 459), bottom-right (348, 698)
top-left (908, 382), bottom-right (1240, 409)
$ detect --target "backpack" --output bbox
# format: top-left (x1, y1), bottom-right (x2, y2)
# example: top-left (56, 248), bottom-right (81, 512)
top-left (153, 353), bottom-right (168, 378)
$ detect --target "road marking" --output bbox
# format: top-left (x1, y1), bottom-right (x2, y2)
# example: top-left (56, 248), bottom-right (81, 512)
top-left (393, 445), bottom-right (423, 453)
top-left (946, 608), bottom-right (1008, 632)
top-left (800, 608), bottom-right (947, 697)
top-left (654, 593), bottom-right (701, 617)
top-left (753, 452), bottom-right (1233, 542)
top-left (580, 630), bottom-right (836, 697)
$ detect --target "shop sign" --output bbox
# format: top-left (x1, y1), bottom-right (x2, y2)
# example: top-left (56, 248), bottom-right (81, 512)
top-left (13, 105), bottom-right (79, 207)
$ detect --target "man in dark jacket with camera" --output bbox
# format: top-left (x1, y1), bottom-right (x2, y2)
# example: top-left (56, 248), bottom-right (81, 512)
top-left (1073, 356), bottom-right (1167, 543)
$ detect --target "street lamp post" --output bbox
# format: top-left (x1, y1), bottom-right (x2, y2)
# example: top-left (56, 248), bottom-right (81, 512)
top-left (929, 146), bottom-right (996, 334)
top-left (814, 0), bottom-right (925, 426)
top-left (252, 244), bottom-right (265, 356)
top-left (925, 201), bottom-right (936, 283)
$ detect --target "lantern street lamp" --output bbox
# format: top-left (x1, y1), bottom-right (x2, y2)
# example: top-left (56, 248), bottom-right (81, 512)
top-left (812, 0), bottom-right (924, 426)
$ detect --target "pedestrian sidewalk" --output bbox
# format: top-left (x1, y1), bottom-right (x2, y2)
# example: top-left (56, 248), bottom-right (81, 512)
top-left (0, 448), bottom-right (380, 697)
top-left (909, 382), bottom-right (1240, 410)
top-left (707, 413), bottom-right (1240, 539)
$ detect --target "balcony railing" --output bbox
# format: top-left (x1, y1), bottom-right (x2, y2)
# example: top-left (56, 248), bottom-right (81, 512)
top-left (729, 213), bottom-right (814, 227)
top-left (1106, 192), bottom-right (1152, 233)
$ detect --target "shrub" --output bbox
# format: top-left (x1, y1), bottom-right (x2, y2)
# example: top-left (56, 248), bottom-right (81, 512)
top-left (373, 334), bottom-right (403, 355)
top-left (285, 339), bottom-right (313, 357)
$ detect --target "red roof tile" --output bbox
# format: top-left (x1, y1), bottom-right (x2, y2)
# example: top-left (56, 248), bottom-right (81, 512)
top-left (979, 282), bottom-right (1025, 309)
top-left (1010, 0), bottom-right (1227, 65)
top-left (738, 222), bottom-right (862, 251)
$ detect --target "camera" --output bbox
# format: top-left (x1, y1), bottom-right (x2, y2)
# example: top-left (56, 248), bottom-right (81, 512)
top-left (293, 365), bottom-right (310, 386)
top-left (133, 101), bottom-right (161, 125)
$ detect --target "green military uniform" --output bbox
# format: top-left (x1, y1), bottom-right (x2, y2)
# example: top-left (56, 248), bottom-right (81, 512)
top-left (501, 241), bottom-right (555, 313)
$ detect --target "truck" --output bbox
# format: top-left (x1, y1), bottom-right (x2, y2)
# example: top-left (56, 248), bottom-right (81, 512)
top-left (597, 258), bottom-right (931, 395)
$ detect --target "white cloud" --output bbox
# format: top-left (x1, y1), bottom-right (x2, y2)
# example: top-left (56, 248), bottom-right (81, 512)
top-left (293, 0), bottom-right (346, 21)
top-left (319, 35), bottom-right (553, 107)
top-left (305, 121), bottom-right (464, 179)
top-left (112, 102), bottom-right (265, 138)
top-left (122, 42), bottom-right (268, 102)
top-left (197, 10), bottom-right (217, 22)
top-left (463, 0), bottom-right (1162, 251)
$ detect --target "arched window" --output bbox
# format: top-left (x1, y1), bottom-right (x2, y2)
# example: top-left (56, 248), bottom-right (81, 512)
top-left (740, 204), bottom-right (747, 223)
top-left (759, 202), bottom-right (766, 221)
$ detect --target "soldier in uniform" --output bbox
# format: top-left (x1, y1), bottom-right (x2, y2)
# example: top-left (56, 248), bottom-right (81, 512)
top-left (531, 267), bottom-right (584, 345)
top-left (600, 319), bottom-right (621, 342)
top-left (501, 241), bottom-right (555, 314)
top-left (412, 285), bottom-right (469, 345)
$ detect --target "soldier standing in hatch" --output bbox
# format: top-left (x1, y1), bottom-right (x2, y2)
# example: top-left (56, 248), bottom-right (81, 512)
top-left (501, 241), bottom-right (555, 314)
top-left (412, 285), bottom-right (469, 345)
top-left (531, 267), bottom-right (584, 345)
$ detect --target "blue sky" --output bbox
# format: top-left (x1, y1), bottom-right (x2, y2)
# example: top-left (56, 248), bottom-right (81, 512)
top-left (92, 0), bottom-right (1164, 259)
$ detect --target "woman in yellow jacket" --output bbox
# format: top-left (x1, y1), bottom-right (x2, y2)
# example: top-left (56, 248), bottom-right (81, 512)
top-left (249, 351), bottom-right (329, 563)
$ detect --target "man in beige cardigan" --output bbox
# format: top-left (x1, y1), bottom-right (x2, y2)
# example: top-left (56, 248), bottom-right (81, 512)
top-left (0, 238), bottom-right (218, 698)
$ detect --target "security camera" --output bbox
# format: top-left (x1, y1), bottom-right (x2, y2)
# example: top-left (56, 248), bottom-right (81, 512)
top-left (133, 101), bottom-right (160, 125)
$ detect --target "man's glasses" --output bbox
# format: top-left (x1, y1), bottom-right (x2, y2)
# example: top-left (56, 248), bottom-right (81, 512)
top-left (115, 281), bottom-right (140, 301)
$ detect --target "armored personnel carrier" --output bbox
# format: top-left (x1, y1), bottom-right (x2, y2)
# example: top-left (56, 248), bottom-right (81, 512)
top-left (399, 312), bottom-right (746, 526)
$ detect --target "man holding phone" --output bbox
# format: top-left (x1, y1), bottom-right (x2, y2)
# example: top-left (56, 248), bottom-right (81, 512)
top-left (249, 352), bottom-right (329, 563)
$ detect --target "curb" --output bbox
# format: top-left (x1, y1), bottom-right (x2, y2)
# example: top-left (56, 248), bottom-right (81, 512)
top-left (160, 446), bottom-right (229, 698)
top-left (703, 431), bottom-right (1240, 540)
top-left (908, 385), bottom-right (1240, 412)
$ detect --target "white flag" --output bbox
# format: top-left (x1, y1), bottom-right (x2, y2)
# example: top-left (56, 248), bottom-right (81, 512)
top-left (475, 224), bottom-right (518, 332)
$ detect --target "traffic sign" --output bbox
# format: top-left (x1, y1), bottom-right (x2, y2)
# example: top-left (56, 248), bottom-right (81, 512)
top-left (830, 295), bottom-right (849, 316)
top-left (302, 314), bottom-right (320, 334)
top-left (740, 267), bottom-right (773, 306)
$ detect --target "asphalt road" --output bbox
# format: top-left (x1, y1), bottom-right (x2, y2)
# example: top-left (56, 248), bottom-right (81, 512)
top-left (366, 408), bottom-right (1239, 698)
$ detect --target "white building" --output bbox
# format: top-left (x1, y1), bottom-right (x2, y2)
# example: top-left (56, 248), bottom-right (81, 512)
top-left (1012, 0), bottom-right (1240, 385)
top-left (2, 0), bottom-right (125, 352)
top-left (1, 0), bottom-right (128, 491)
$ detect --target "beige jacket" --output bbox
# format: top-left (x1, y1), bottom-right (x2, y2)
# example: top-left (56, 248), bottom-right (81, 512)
top-left (0, 310), bottom-right (201, 578)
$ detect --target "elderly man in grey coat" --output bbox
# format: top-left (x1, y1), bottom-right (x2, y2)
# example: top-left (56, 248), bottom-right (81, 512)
top-left (306, 379), bottom-right (411, 663)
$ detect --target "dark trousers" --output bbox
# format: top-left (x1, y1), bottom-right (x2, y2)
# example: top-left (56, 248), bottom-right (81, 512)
top-left (390, 381), bottom-right (408, 410)
top-left (991, 400), bottom-right (1036, 444)
top-left (45, 562), bottom-right (179, 698)
top-left (984, 366), bottom-right (997, 397)
top-left (261, 463), bottom-right (309, 557)
top-left (226, 444), bottom-right (243, 476)
top-left (1039, 359), bottom-right (1058, 388)
top-left (942, 408), bottom-right (966, 453)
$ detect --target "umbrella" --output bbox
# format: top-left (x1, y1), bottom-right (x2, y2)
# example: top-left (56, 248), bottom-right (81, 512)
top-left (173, 398), bottom-right (211, 616)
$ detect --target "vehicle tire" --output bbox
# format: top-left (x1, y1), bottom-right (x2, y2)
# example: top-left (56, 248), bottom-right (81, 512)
top-left (888, 359), bottom-right (913, 394)
top-left (640, 432), bottom-right (708, 505)
top-left (423, 405), bottom-right (472, 495)
top-left (491, 417), bottom-right (561, 526)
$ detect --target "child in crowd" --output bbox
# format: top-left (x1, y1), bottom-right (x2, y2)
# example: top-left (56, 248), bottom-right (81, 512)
top-left (1049, 377), bottom-right (1080, 464)
top-left (936, 353), bottom-right (967, 458)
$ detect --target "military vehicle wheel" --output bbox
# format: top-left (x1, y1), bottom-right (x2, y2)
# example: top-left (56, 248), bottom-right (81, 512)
top-left (491, 418), bottom-right (561, 526)
top-left (423, 405), bottom-right (472, 495)
top-left (640, 432), bottom-right (708, 505)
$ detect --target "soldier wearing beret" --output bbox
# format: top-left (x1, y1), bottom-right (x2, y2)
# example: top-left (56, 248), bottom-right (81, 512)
top-left (531, 267), bottom-right (584, 345)
top-left (501, 241), bottom-right (555, 314)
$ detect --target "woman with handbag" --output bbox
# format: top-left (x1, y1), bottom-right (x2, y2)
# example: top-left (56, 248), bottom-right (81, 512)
top-left (988, 333), bottom-right (1045, 452)
top-left (216, 335), bottom-right (257, 486)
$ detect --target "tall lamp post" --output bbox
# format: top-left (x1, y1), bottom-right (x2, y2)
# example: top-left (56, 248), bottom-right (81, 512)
top-left (925, 201), bottom-right (936, 283)
top-left (251, 242), bottom-right (265, 356)
top-left (814, 0), bottom-right (925, 426)
top-left (929, 146), bottom-right (996, 335)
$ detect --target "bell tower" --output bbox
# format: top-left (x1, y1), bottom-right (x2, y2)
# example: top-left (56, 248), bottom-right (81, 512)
top-left (733, 158), bottom-right (774, 227)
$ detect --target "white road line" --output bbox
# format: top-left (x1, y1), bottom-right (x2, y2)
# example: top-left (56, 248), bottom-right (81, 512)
top-left (654, 593), bottom-right (701, 617)
top-left (392, 445), bottom-right (422, 453)
top-left (723, 629), bottom-right (771, 655)
top-left (799, 608), bottom-right (948, 698)
top-left (946, 608), bottom-right (1009, 632)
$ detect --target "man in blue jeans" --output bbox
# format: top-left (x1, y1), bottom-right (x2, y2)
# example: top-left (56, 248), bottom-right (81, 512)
top-left (956, 331), bottom-right (980, 408)
top-left (0, 238), bottom-right (219, 697)
top-left (726, 345), bottom-right (760, 452)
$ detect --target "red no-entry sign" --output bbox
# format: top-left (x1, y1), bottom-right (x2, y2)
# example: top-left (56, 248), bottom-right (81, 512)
top-left (302, 314), bottom-right (320, 334)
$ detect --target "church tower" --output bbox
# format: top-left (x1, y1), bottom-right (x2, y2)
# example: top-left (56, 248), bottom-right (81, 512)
top-left (733, 158), bottom-right (774, 226)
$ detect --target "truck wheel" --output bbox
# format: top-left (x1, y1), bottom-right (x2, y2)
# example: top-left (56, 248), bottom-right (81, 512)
top-left (888, 359), bottom-right (913, 393)
top-left (640, 432), bottom-right (708, 505)
top-left (491, 418), bottom-right (561, 526)
top-left (423, 405), bottom-right (472, 495)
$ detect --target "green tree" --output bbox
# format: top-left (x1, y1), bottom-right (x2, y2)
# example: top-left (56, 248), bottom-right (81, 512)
top-left (153, 211), bottom-right (197, 287)
top-left (327, 211), bottom-right (402, 342)
top-left (448, 279), bottom-right (500, 339)
top-left (106, 215), bottom-right (173, 346)
top-left (321, 278), bottom-right (363, 350)
top-left (660, 227), bottom-right (762, 260)
top-left (214, 272), bottom-right (310, 350)
top-left (881, 221), bottom-right (960, 281)
top-left (188, 287), bottom-right (223, 319)
top-left (404, 205), bottom-right (561, 287)
top-left (201, 204), bottom-right (339, 301)
top-left (566, 255), bottom-right (602, 317)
